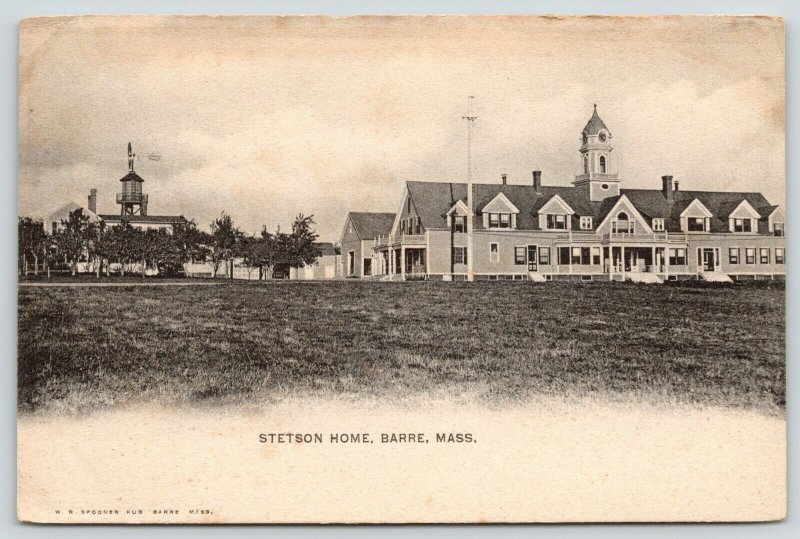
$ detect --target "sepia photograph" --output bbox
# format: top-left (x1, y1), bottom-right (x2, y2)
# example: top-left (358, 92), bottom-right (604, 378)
top-left (16, 14), bottom-right (785, 523)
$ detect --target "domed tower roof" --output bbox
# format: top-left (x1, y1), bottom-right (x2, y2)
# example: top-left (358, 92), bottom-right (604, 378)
top-left (582, 104), bottom-right (609, 136)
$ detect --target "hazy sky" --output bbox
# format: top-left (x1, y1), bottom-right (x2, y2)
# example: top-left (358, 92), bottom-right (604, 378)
top-left (19, 16), bottom-right (784, 241)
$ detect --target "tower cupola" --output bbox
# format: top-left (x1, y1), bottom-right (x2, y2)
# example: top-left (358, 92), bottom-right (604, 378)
top-left (573, 105), bottom-right (619, 201)
top-left (117, 142), bottom-right (148, 216)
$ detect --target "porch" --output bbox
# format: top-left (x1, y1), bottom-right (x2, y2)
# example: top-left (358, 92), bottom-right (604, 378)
top-left (373, 245), bottom-right (427, 280)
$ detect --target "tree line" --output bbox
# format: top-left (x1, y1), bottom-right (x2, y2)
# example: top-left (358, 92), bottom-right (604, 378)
top-left (18, 210), bottom-right (323, 279)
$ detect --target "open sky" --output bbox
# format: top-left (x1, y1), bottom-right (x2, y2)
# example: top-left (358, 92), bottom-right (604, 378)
top-left (18, 16), bottom-right (784, 241)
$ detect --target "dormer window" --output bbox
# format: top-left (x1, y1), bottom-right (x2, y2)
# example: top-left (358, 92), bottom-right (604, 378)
top-left (773, 222), bottom-right (784, 237)
top-left (687, 217), bottom-right (707, 232)
top-left (546, 214), bottom-right (567, 230)
top-left (652, 218), bottom-right (664, 232)
top-left (611, 212), bottom-right (634, 234)
top-left (732, 218), bottom-right (753, 233)
top-left (452, 215), bottom-right (466, 233)
top-left (487, 212), bottom-right (512, 229)
top-left (579, 216), bottom-right (593, 230)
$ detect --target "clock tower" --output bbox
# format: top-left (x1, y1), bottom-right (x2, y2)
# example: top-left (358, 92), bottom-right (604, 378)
top-left (573, 104), bottom-right (619, 201)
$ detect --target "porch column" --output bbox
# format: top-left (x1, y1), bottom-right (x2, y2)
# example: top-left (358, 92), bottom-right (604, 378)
top-left (665, 244), bottom-right (670, 278)
top-left (389, 248), bottom-right (394, 275)
top-left (621, 246), bottom-right (626, 275)
top-left (400, 246), bottom-right (406, 280)
top-left (651, 246), bottom-right (656, 273)
top-left (609, 245), bottom-right (614, 280)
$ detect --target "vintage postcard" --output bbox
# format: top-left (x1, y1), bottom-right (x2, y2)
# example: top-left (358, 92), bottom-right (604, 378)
top-left (17, 15), bottom-right (785, 523)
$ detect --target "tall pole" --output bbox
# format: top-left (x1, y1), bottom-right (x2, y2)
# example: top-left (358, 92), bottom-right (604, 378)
top-left (462, 96), bottom-right (477, 282)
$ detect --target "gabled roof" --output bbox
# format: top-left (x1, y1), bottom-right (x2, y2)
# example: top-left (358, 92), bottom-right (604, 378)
top-left (679, 198), bottom-right (713, 218)
top-left (406, 181), bottom-right (599, 231)
top-left (446, 199), bottom-right (470, 216)
top-left (481, 192), bottom-right (520, 214)
top-left (536, 194), bottom-right (575, 216)
top-left (759, 204), bottom-right (780, 219)
top-left (621, 189), bottom-right (772, 233)
top-left (582, 105), bottom-right (609, 136)
top-left (45, 201), bottom-right (101, 223)
top-left (403, 180), bottom-right (777, 234)
top-left (348, 212), bottom-right (395, 240)
top-left (717, 199), bottom-right (760, 219)
top-left (595, 194), bottom-right (654, 234)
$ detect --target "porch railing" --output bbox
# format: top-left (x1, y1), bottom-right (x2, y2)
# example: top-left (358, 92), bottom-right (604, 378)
top-left (604, 232), bottom-right (668, 243)
top-left (374, 234), bottom-right (426, 248)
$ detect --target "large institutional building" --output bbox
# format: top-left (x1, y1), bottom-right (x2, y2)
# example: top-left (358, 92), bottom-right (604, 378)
top-left (341, 106), bottom-right (786, 282)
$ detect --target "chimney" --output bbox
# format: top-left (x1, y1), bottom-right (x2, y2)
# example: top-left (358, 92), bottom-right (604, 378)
top-left (674, 180), bottom-right (679, 192)
top-left (661, 176), bottom-right (673, 201)
top-left (88, 188), bottom-right (97, 214)
top-left (501, 173), bottom-right (508, 185)
top-left (532, 170), bottom-right (542, 191)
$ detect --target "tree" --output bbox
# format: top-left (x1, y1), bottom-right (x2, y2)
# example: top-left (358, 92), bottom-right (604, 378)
top-left (236, 233), bottom-right (275, 280)
top-left (275, 214), bottom-right (321, 271)
top-left (172, 220), bottom-right (210, 270)
top-left (53, 209), bottom-right (92, 276)
top-left (18, 217), bottom-right (48, 276)
top-left (99, 221), bottom-right (141, 277)
top-left (209, 213), bottom-right (242, 278)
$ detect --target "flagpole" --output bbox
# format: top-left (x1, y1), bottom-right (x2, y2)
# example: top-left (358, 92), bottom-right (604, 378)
top-left (462, 96), bottom-right (477, 282)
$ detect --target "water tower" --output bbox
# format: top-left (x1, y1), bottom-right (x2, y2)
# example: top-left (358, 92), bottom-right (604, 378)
top-left (117, 142), bottom-right (148, 216)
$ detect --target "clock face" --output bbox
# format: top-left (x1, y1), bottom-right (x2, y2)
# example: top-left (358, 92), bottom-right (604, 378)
top-left (599, 132), bottom-right (607, 142)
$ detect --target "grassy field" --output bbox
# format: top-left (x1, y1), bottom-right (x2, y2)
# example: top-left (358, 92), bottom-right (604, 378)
top-left (17, 280), bottom-right (785, 414)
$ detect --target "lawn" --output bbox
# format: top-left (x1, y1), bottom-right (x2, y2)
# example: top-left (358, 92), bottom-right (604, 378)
top-left (17, 280), bottom-right (785, 414)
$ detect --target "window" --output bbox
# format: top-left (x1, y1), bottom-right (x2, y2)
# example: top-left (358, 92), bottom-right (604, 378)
top-left (407, 197), bottom-right (412, 213)
top-left (745, 248), bottom-right (755, 264)
top-left (514, 247), bottom-right (526, 265)
top-left (773, 222), bottom-right (784, 237)
top-left (669, 248), bottom-right (687, 266)
top-left (415, 217), bottom-right (421, 235)
top-left (728, 247), bottom-right (740, 265)
top-left (452, 215), bottom-right (466, 233)
top-left (489, 243), bottom-right (499, 263)
top-left (599, 155), bottom-right (606, 173)
top-left (583, 156), bottom-right (588, 174)
top-left (558, 247), bottom-right (570, 265)
top-left (687, 217), bottom-right (706, 232)
top-left (52, 221), bottom-right (58, 234)
top-left (652, 219), bottom-right (664, 232)
top-left (571, 247), bottom-right (582, 265)
top-left (759, 248), bottom-right (770, 264)
top-left (592, 247), bottom-right (601, 265)
top-left (452, 247), bottom-right (467, 265)
top-left (487, 213), bottom-right (512, 229)
top-left (539, 247), bottom-right (550, 265)
top-left (601, 183), bottom-right (609, 190)
top-left (546, 214), bottom-right (567, 230)
top-left (733, 218), bottom-right (752, 233)
top-left (612, 212), bottom-right (634, 234)
top-left (580, 216), bottom-right (593, 230)
top-left (776, 248), bottom-right (785, 264)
